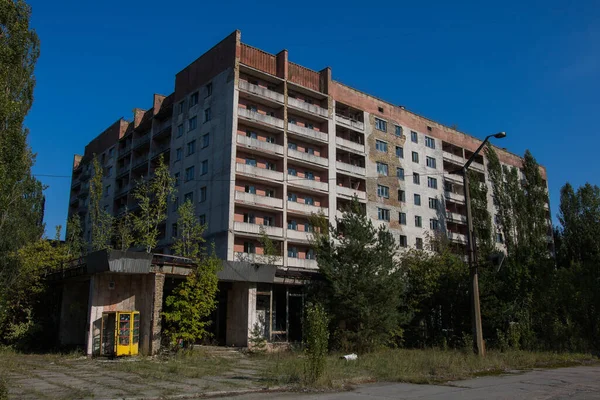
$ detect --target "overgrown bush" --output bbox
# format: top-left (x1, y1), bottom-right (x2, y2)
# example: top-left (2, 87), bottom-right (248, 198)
top-left (304, 303), bottom-right (329, 384)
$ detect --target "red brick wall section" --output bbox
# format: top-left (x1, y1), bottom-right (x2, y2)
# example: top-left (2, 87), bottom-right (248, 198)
top-left (288, 62), bottom-right (320, 92)
top-left (241, 44), bottom-right (277, 75)
top-left (276, 50), bottom-right (288, 79)
top-left (153, 94), bottom-right (166, 114)
top-left (174, 30), bottom-right (239, 102)
top-left (133, 108), bottom-right (146, 128)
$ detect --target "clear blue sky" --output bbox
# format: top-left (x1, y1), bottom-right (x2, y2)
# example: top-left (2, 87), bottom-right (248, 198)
top-left (26, 0), bottom-right (599, 237)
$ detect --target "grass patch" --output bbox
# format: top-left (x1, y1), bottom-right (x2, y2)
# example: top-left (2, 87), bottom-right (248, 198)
top-left (259, 349), bottom-right (598, 388)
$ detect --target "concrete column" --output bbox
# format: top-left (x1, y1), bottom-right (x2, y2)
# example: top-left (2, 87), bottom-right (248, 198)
top-left (85, 275), bottom-right (100, 356)
top-left (226, 282), bottom-right (256, 347)
top-left (150, 273), bottom-right (165, 355)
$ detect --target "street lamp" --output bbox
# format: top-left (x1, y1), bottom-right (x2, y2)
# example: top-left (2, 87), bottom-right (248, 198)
top-left (462, 131), bottom-right (506, 357)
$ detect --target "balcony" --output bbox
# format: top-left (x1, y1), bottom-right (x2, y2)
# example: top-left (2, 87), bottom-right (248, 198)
top-left (234, 222), bottom-right (283, 238)
top-left (335, 114), bottom-right (364, 131)
top-left (236, 135), bottom-right (284, 156)
top-left (234, 252), bottom-right (283, 265)
top-left (238, 108), bottom-right (284, 130)
top-left (287, 229), bottom-right (312, 242)
top-left (236, 163), bottom-right (284, 182)
top-left (133, 135), bottom-right (150, 149)
top-left (238, 80), bottom-right (284, 104)
top-left (336, 161), bottom-right (366, 176)
top-left (151, 144), bottom-right (170, 159)
top-left (445, 191), bottom-right (465, 204)
top-left (335, 136), bottom-right (365, 154)
top-left (448, 231), bottom-right (467, 245)
top-left (336, 186), bottom-right (367, 201)
top-left (117, 164), bottom-right (130, 178)
top-left (287, 201), bottom-right (328, 216)
top-left (287, 148), bottom-right (328, 167)
top-left (443, 151), bottom-right (484, 173)
top-left (287, 257), bottom-right (318, 269)
top-left (132, 157), bottom-right (149, 170)
top-left (446, 212), bottom-right (467, 224)
top-left (115, 184), bottom-right (130, 197)
top-left (288, 177), bottom-right (328, 193)
top-left (287, 97), bottom-right (328, 118)
top-left (287, 123), bottom-right (328, 143)
top-left (234, 191), bottom-right (283, 209)
top-left (444, 173), bottom-right (463, 185)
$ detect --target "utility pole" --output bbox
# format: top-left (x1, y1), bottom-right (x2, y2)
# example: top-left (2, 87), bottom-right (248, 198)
top-left (461, 131), bottom-right (506, 357)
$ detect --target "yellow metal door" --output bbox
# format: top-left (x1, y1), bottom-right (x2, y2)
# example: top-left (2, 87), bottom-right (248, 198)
top-left (116, 312), bottom-right (132, 356)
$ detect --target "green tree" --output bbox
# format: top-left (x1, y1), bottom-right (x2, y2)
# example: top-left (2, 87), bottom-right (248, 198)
top-left (172, 199), bottom-right (205, 258)
top-left (310, 199), bottom-right (404, 352)
top-left (132, 155), bottom-right (175, 253)
top-left (114, 208), bottom-right (134, 251)
top-left (65, 213), bottom-right (84, 258)
top-left (89, 155), bottom-right (113, 251)
top-left (0, 0), bottom-right (44, 292)
top-left (304, 303), bottom-right (329, 384)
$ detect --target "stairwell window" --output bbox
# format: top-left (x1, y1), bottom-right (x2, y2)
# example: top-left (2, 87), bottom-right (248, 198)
top-left (415, 215), bottom-right (422, 227)
top-left (396, 146), bottom-right (404, 158)
top-left (398, 190), bottom-right (406, 202)
top-left (430, 219), bottom-right (439, 230)
top-left (187, 140), bottom-right (196, 156)
top-left (399, 235), bottom-right (408, 247)
top-left (397, 167), bottom-right (405, 180)
top-left (412, 151), bottom-right (419, 163)
top-left (205, 82), bottom-right (213, 97)
top-left (201, 160), bottom-right (208, 175)
top-left (425, 136), bottom-right (436, 149)
top-left (204, 108), bottom-right (211, 122)
top-left (413, 172), bottom-right (420, 185)
top-left (189, 92), bottom-right (199, 108)
top-left (429, 197), bottom-right (439, 209)
top-left (184, 166), bottom-right (195, 182)
top-left (411, 131), bottom-right (418, 143)
top-left (377, 162), bottom-right (388, 176)
top-left (376, 140), bottom-right (388, 152)
top-left (375, 118), bottom-right (387, 132)
top-left (188, 116), bottom-right (197, 131)
top-left (199, 186), bottom-right (207, 202)
top-left (395, 125), bottom-right (403, 137)
top-left (202, 133), bottom-right (210, 148)
top-left (399, 212), bottom-right (407, 225)
top-left (414, 193), bottom-right (421, 206)
top-left (377, 184), bottom-right (390, 198)
top-left (427, 177), bottom-right (438, 189)
top-left (426, 156), bottom-right (436, 169)
top-left (378, 208), bottom-right (390, 222)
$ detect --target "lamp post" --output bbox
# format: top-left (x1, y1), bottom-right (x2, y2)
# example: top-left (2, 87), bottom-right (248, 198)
top-left (462, 131), bottom-right (506, 357)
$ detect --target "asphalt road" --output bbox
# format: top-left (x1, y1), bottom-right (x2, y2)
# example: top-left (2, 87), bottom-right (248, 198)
top-left (235, 365), bottom-right (600, 400)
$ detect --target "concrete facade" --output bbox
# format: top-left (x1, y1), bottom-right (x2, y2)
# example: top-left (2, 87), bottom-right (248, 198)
top-left (67, 30), bottom-right (551, 347)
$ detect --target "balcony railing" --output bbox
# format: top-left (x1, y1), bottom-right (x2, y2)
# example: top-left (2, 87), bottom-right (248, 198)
top-left (336, 161), bottom-right (366, 176)
top-left (287, 123), bottom-right (328, 142)
top-left (288, 177), bottom-right (328, 192)
top-left (287, 201), bottom-right (328, 215)
top-left (234, 191), bottom-right (283, 209)
top-left (287, 257), bottom-right (318, 269)
top-left (237, 108), bottom-right (284, 130)
top-left (236, 135), bottom-right (284, 156)
top-left (443, 151), bottom-right (484, 173)
top-left (234, 222), bottom-right (283, 237)
top-left (448, 231), bottom-right (467, 244)
top-left (335, 136), bottom-right (365, 154)
top-left (238, 80), bottom-right (284, 104)
top-left (236, 163), bottom-right (284, 182)
top-left (287, 97), bottom-right (328, 118)
top-left (234, 252), bottom-right (283, 265)
top-left (151, 144), bottom-right (170, 159)
top-left (132, 157), bottom-right (149, 170)
top-left (446, 212), bottom-right (467, 224)
top-left (133, 135), bottom-right (150, 149)
top-left (287, 148), bottom-right (328, 167)
top-left (287, 229), bottom-right (312, 242)
top-left (445, 191), bottom-right (465, 204)
top-left (336, 186), bottom-right (367, 201)
top-left (335, 114), bottom-right (364, 131)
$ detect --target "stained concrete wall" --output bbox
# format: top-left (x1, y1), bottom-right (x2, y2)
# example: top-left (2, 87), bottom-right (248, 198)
top-left (225, 282), bottom-right (256, 347)
top-left (59, 279), bottom-right (90, 347)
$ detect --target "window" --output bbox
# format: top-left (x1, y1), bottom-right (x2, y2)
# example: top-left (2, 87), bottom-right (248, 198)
top-left (202, 133), bottom-right (209, 148)
top-left (306, 147), bottom-right (314, 155)
top-left (266, 136), bottom-right (275, 144)
top-left (425, 136), bottom-right (435, 149)
top-left (265, 189), bottom-right (275, 197)
top-left (415, 215), bottom-right (422, 227)
top-left (376, 162), bottom-right (388, 176)
top-left (106, 166), bottom-right (112, 177)
top-left (496, 233), bottom-right (504, 243)
top-left (396, 146), bottom-right (404, 158)
top-left (378, 106), bottom-right (384, 113)
top-left (201, 160), bottom-right (208, 175)
top-left (427, 177), bottom-right (438, 189)
top-left (244, 241), bottom-right (255, 254)
top-left (288, 246), bottom-right (298, 258)
top-left (306, 248), bottom-right (316, 259)
top-left (288, 117), bottom-right (296, 124)
top-left (204, 108), bottom-right (211, 122)
top-left (288, 167), bottom-right (297, 176)
top-left (399, 212), bottom-right (407, 225)
top-left (177, 124), bottom-right (184, 137)
top-left (244, 213), bottom-right (255, 224)
top-left (172, 223), bottom-right (178, 238)
top-left (411, 131), bottom-right (418, 143)
top-left (174, 172), bottom-right (180, 187)
top-left (306, 123), bottom-right (314, 129)
top-left (288, 192), bottom-right (297, 202)
top-left (412, 151), bottom-right (419, 163)
top-left (399, 235), bottom-right (408, 247)
top-left (429, 197), bottom-right (438, 209)
top-left (178, 102), bottom-right (184, 114)
top-left (267, 163), bottom-right (278, 171)
top-left (305, 171), bottom-right (314, 180)
top-left (288, 142), bottom-right (297, 150)
top-left (175, 147), bottom-right (182, 161)
top-left (305, 196), bottom-right (314, 205)
top-left (398, 190), bottom-right (406, 202)
top-left (426, 156), bottom-right (436, 169)
top-left (414, 193), bottom-right (421, 206)
top-left (376, 140), bottom-right (388, 152)
top-left (172, 197), bottom-right (179, 212)
top-left (377, 184), bottom-right (390, 198)
top-left (263, 216), bottom-right (273, 226)
top-left (190, 92), bottom-right (199, 108)
top-left (199, 214), bottom-right (206, 225)
top-left (185, 166), bottom-right (195, 181)
top-left (184, 191), bottom-right (193, 203)
top-left (246, 130), bottom-right (257, 139)
top-left (187, 140), bottom-right (196, 156)
top-left (104, 185), bottom-right (110, 198)
top-left (188, 116), bottom-right (197, 131)
top-left (108, 147), bottom-right (115, 158)
top-left (245, 185), bottom-right (256, 194)
top-left (248, 104), bottom-right (258, 112)
top-left (245, 158), bottom-right (257, 167)
top-left (395, 125), bottom-right (403, 137)
top-left (375, 118), bottom-right (387, 132)
top-left (199, 186), bottom-right (207, 202)
top-left (397, 167), bottom-right (405, 180)
top-left (288, 220), bottom-right (298, 230)
top-left (378, 208), bottom-right (390, 221)
top-left (413, 172), bottom-right (420, 184)
top-left (205, 82), bottom-right (212, 97)
top-left (416, 238), bottom-right (423, 250)
top-left (430, 219), bottom-right (439, 230)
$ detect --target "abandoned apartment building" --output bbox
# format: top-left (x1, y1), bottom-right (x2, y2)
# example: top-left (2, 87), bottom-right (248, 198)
top-left (63, 30), bottom-right (551, 354)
